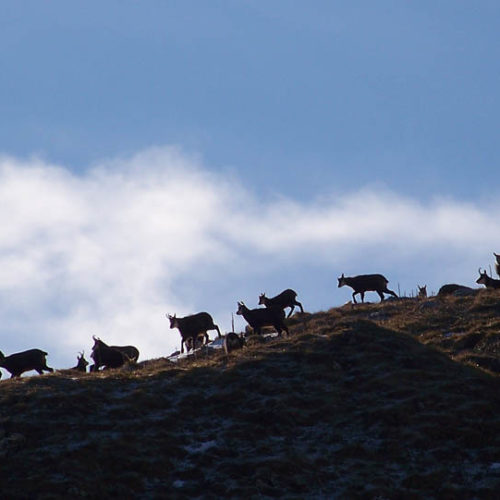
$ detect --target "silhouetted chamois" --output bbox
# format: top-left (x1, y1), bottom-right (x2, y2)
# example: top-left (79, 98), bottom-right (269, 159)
top-left (0, 349), bottom-right (54, 379)
top-left (109, 343), bottom-right (139, 363)
top-left (476, 268), bottom-right (500, 289)
top-left (90, 337), bottom-right (128, 371)
top-left (90, 336), bottom-right (139, 369)
top-left (236, 301), bottom-right (289, 337)
top-left (72, 352), bottom-right (89, 372)
top-left (337, 273), bottom-right (398, 304)
top-left (223, 332), bottom-right (246, 354)
top-left (259, 289), bottom-right (304, 317)
top-left (92, 335), bottom-right (139, 363)
top-left (167, 312), bottom-right (221, 354)
top-left (437, 284), bottom-right (473, 296)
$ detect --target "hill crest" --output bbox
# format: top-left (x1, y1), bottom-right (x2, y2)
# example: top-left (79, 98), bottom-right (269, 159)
top-left (0, 291), bottom-right (499, 498)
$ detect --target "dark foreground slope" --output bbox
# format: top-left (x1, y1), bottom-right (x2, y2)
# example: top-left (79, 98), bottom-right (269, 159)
top-left (1, 292), bottom-right (500, 499)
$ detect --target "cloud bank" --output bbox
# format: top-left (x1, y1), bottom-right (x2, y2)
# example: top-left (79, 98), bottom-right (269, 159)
top-left (0, 147), bottom-right (498, 370)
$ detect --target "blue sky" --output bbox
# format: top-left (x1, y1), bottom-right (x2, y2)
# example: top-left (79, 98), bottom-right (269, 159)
top-left (0, 2), bottom-right (499, 371)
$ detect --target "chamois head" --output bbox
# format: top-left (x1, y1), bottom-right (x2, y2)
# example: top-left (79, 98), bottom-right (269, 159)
top-left (476, 268), bottom-right (489, 285)
top-left (167, 313), bottom-right (177, 328)
top-left (417, 285), bottom-right (427, 298)
top-left (337, 273), bottom-right (347, 288)
top-left (74, 351), bottom-right (89, 372)
top-left (91, 335), bottom-right (108, 351)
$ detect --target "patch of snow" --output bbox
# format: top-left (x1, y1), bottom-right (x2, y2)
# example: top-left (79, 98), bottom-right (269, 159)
top-left (184, 440), bottom-right (217, 454)
top-left (443, 331), bottom-right (467, 338)
top-left (167, 338), bottom-right (224, 363)
top-left (210, 337), bottom-right (225, 347)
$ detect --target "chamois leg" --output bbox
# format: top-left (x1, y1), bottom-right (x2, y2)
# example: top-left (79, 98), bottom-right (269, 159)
top-left (189, 335), bottom-right (197, 351)
top-left (42, 362), bottom-right (53, 373)
top-left (360, 292), bottom-right (365, 303)
top-left (214, 324), bottom-right (221, 338)
top-left (295, 300), bottom-right (304, 314)
top-left (377, 290), bottom-right (385, 301)
top-left (286, 305), bottom-right (295, 318)
top-left (352, 292), bottom-right (358, 304)
top-left (275, 322), bottom-right (288, 337)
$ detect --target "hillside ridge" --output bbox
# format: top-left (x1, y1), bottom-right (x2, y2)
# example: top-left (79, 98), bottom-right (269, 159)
top-left (0, 291), bottom-right (499, 498)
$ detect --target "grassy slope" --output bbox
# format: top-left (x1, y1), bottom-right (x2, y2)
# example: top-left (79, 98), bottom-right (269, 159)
top-left (0, 291), bottom-right (499, 499)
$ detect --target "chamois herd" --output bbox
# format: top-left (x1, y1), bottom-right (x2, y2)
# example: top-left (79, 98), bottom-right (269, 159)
top-left (1, 253), bottom-right (500, 379)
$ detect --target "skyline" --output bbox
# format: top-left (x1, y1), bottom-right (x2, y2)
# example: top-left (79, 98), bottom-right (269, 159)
top-left (0, 148), bottom-right (498, 371)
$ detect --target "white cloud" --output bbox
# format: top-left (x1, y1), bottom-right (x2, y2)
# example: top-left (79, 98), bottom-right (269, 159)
top-left (0, 147), bottom-right (498, 372)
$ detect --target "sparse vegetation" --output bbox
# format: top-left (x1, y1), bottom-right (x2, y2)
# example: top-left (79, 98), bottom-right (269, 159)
top-left (0, 290), bottom-right (499, 498)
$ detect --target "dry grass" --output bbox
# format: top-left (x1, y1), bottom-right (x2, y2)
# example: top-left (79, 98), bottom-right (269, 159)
top-left (0, 291), bottom-right (499, 498)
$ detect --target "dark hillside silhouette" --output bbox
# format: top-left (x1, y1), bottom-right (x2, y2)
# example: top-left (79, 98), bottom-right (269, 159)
top-left (0, 290), bottom-right (499, 497)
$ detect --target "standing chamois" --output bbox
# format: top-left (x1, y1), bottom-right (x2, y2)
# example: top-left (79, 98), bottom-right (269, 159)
top-left (236, 302), bottom-right (289, 337)
top-left (167, 312), bottom-right (221, 354)
top-left (338, 273), bottom-right (398, 304)
top-left (258, 288), bottom-right (304, 317)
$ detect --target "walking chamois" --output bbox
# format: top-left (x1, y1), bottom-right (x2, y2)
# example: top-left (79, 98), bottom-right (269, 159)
top-left (338, 273), bottom-right (398, 304)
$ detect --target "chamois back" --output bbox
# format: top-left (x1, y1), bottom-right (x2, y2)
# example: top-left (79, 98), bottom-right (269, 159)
top-left (258, 288), bottom-right (304, 317)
